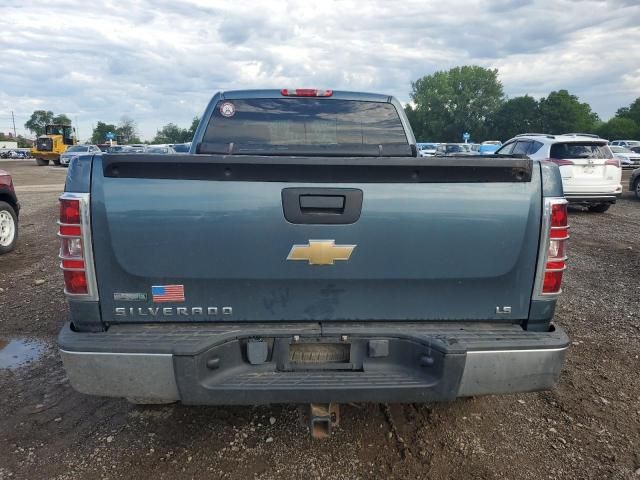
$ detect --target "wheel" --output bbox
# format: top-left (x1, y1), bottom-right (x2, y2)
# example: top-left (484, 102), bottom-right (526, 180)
top-left (52, 158), bottom-right (61, 166)
top-left (36, 158), bottom-right (49, 166)
top-left (0, 201), bottom-right (18, 254)
top-left (588, 204), bottom-right (610, 213)
top-left (635, 179), bottom-right (640, 200)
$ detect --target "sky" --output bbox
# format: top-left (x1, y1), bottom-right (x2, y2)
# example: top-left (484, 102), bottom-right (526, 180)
top-left (1, 0), bottom-right (639, 141)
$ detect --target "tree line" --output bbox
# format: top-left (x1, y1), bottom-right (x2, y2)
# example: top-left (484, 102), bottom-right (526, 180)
top-left (22, 111), bottom-right (200, 145)
top-left (406, 65), bottom-right (640, 142)
top-left (21, 67), bottom-right (640, 146)
top-left (89, 117), bottom-right (199, 144)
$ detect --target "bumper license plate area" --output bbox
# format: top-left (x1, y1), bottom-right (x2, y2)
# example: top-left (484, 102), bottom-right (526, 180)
top-left (278, 338), bottom-right (359, 372)
top-left (289, 343), bottom-right (350, 364)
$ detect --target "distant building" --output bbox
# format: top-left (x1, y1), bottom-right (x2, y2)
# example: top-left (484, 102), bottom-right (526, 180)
top-left (0, 141), bottom-right (18, 150)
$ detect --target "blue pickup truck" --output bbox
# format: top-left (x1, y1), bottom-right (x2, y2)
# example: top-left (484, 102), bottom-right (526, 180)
top-left (57, 89), bottom-right (569, 409)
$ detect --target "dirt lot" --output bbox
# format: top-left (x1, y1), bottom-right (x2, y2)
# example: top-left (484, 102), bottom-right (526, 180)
top-left (1, 160), bottom-right (639, 480)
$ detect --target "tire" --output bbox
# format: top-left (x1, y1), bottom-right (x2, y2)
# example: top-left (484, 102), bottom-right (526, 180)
top-left (36, 158), bottom-right (49, 166)
top-left (634, 179), bottom-right (640, 200)
top-left (52, 158), bottom-right (61, 166)
top-left (0, 201), bottom-right (18, 254)
top-left (588, 204), bottom-right (610, 213)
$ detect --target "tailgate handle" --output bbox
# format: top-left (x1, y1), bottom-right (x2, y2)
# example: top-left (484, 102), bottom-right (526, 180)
top-left (299, 195), bottom-right (345, 214)
top-left (282, 188), bottom-right (363, 224)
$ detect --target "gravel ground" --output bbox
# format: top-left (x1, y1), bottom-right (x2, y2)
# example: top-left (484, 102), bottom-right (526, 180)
top-left (0, 161), bottom-right (639, 480)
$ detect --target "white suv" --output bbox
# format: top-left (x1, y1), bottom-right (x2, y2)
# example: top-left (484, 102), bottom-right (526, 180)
top-left (610, 140), bottom-right (640, 148)
top-left (496, 134), bottom-right (622, 213)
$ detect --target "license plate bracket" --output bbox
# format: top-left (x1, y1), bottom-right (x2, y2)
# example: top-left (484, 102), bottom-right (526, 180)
top-left (275, 338), bottom-right (361, 372)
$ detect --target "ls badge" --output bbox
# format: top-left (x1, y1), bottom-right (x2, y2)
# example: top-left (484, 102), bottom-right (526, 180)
top-left (287, 240), bottom-right (356, 265)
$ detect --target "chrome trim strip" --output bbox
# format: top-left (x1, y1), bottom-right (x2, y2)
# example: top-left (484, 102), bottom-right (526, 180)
top-left (544, 266), bottom-right (567, 272)
top-left (466, 347), bottom-right (567, 354)
top-left (59, 192), bottom-right (99, 301)
top-left (458, 345), bottom-right (568, 396)
top-left (59, 264), bottom-right (85, 272)
top-left (59, 349), bottom-right (179, 400)
top-left (59, 349), bottom-right (172, 357)
top-left (59, 253), bottom-right (84, 261)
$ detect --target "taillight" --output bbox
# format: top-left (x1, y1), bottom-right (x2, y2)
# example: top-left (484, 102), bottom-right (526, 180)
top-left (547, 158), bottom-right (574, 166)
top-left (280, 88), bottom-right (333, 97)
top-left (535, 198), bottom-right (569, 296)
top-left (60, 199), bottom-right (81, 224)
top-left (604, 158), bottom-right (621, 168)
top-left (58, 194), bottom-right (98, 299)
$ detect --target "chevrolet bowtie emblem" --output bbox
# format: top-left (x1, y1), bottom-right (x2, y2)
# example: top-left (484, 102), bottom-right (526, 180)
top-left (287, 240), bottom-right (356, 265)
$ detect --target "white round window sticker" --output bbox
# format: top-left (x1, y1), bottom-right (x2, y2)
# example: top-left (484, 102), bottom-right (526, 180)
top-left (220, 102), bottom-right (235, 117)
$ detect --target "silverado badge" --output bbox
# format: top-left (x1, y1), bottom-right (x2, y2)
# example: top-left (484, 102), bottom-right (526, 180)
top-left (287, 240), bottom-right (356, 265)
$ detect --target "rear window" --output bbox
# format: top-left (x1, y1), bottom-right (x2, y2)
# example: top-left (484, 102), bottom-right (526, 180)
top-left (201, 98), bottom-right (411, 157)
top-left (529, 140), bottom-right (543, 154)
top-left (550, 142), bottom-right (612, 159)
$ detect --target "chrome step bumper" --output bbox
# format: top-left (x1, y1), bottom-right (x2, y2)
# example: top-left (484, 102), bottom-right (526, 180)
top-left (59, 322), bottom-right (569, 403)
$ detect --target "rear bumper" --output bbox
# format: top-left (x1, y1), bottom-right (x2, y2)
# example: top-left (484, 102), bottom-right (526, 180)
top-left (58, 322), bottom-right (569, 404)
top-left (564, 193), bottom-right (620, 204)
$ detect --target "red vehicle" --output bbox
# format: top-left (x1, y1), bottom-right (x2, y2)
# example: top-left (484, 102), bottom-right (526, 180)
top-left (0, 170), bottom-right (19, 254)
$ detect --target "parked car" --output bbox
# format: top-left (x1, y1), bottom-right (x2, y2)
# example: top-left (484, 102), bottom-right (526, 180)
top-left (478, 140), bottom-right (502, 155)
top-left (630, 167), bottom-right (640, 200)
top-left (106, 145), bottom-right (129, 153)
top-left (496, 133), bottom-right (622, 212)
top-left (60, 145), bottom-right (102, 166)
top-left (610, 146), bottom-right (640, 168)
top-left (127, 144), bottom-right (147, 153)
top-left (145, 146), bottom-right (177, 154)
top-left (0, 169), bottom-right (19, 254)
top-left (417, 142), bottom-right (438, 157)
top-left (435, 143), bottom-right (477, 156)
top-left (173, 142), bottom-right (192, 153)
top-left (0, 150), bottom-right (29, 159)
top-left (610, 140), bottom-right (640, 148)
top-left (58, 89), bottom-right (570, 413)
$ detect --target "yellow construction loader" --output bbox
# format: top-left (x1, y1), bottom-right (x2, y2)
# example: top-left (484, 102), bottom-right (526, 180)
top-left (31, 124), bottom-right (77, 166)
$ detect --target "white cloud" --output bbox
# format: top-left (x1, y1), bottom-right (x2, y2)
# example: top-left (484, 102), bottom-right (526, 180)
top-left (1, 0), bottom-right (638, 140)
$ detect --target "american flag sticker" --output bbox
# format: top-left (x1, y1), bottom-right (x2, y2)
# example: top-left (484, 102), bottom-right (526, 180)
top-left (151, 285), bottom-right (185, 303)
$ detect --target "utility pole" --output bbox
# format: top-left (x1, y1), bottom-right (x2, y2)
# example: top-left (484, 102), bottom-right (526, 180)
top-left (11, 111), bottom-right (17, 138)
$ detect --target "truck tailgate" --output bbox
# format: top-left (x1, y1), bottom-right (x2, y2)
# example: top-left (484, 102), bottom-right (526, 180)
top-left (91, 155), bottom-right (541, 323)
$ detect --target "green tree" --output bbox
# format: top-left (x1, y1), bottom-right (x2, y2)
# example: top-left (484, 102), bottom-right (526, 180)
top-left (17, 135), bottom-right (31, 148)
top-left (187, 116), bottom-right (200, 139)
top-left (538, 90), bottom-right (599, 134)
top-left (410, 66), bottom-right (504, 142)
top-left (616, 97), bottom-right (640, 126)
top-left (116, 116), bottom-right (141, 144)
top-left (152, 123), bottom-right (191, 144)
top-left (404, 105), bottom-right (420, 138)
top-left (52, 114), bottom-right (72, 125)
top-left (488, 95), bottom-right (541, 140)
top-left (24, 110), bottom-right (54, 136)
top-left (91, 121), bottom-right (118, 143)
top-left (596, 117), bottom-right (639, 140)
